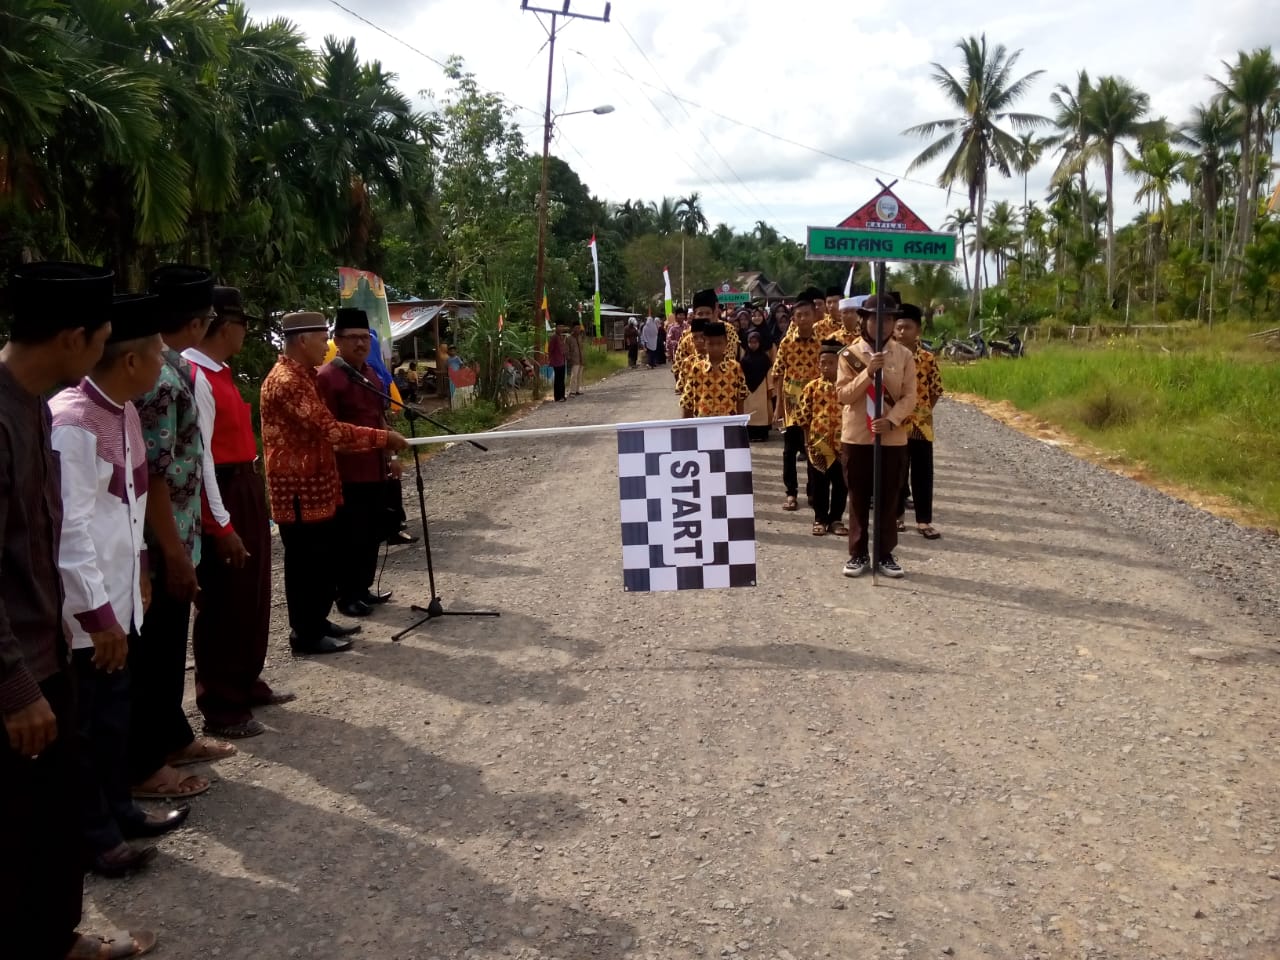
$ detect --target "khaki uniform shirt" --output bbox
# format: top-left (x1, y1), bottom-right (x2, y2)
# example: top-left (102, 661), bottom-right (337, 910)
top-left (834, 337), bottom-right (917, 447)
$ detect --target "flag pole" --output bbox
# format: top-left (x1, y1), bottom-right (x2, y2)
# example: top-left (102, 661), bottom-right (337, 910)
top-left (871, 261), bottom-right (886, 587)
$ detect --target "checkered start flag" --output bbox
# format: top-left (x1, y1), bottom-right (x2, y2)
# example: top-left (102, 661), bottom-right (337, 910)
top-left (616, 416), bottom-right (757, 592)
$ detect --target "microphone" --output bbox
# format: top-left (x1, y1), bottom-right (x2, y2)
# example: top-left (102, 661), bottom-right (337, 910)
top-left (332, 355), bottom-right (377, 389)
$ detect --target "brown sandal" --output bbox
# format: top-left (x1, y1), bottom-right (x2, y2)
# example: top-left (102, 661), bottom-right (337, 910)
top-left (132, 765), bottom-right (210, 800)
top-left (811, 522), bottom-right (828, 536)
top-left (166, 736), bottom-right (236, 767)
top-left (783, 496), bottom-right (798, 512)
top-left (918, 524), bottom-right (941, 540)
top-left (829, 522), bottom-right (849, 537)
top-left (66, 929), bottom-right (157, 960)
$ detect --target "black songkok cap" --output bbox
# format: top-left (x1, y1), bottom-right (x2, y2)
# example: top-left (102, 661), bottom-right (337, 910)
top-left (673, 304), bottom-right (687, 316)
top-left (820, 338), bottom-right (844, 355)
top-left (825, 285), bottom-right (844, 299)
top-left (703, 321), bottom-right (727, 338)
top-left (6, 261), bottom-right (114, 340)
top-left (802, 287), bottom-right (825, 304)
top-left (333, 307), bottom-right (370, 331)
top-left (213, 286), bottom-right (261, 324)
top-left (107, 293), bottom-right (164, 343)
top-left (689, 317), bottom-right (709, 333)
top-left (898, 303), bottom-right (923, 323)
top-left (691, 288), bottom-right (718, 310)
top-left (148, 264), bottom-right (215, 315)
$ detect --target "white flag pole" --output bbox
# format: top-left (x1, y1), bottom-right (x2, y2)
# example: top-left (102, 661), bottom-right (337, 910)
top-left (404, 414), bottom-right (749, 447)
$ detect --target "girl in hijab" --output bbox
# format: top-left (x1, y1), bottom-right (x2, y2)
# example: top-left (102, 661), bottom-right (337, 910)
top-left (741, 328), bottom-right (773, 442)
top-left (641, 314), bottom-right (660, 369)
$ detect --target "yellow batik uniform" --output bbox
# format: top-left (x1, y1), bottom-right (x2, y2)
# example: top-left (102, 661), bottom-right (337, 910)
top-left (830, 322), bottom-right (862, 346)
top-left (771, 336), bottom-right (822, 427)
top-left (905, 345), bottom-right (943, 443)
top-left (812, 316), bottom-right (841, 341)
top-left (794, 376), bottom-right (843, 472)
top-left (679, 358), bottom-right (749, 418)
top-left (675, 326), bottom-right (738, 367)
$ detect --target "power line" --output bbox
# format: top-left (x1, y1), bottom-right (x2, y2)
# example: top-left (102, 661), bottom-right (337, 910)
top-left (616, 21), bottom-right (785, 221)
top-left (324, 0), bottom-right (540, 117)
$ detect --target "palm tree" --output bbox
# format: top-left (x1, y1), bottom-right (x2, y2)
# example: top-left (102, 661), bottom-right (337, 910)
top-left (1081, 75), bottom-right (1153, 303)
top-left (1013, 132), bottom-right (1050, 289)
top-left (900, 262), bottom-right (959, 329)
top-left (1049, 70), bottom-right (1095, 245)
top-left (1211, 48), bottom-right (1280, 265)
top-left (943, 207), bottom-right (976, 289)
top-left (1179, 101), bottom-right (1238, 261)
top-left (309, 37), bottom-right (435, 266)
top-left (983, 200), bottom-right (1019, 284)
top-left (651, 196), bottom-right (680, 234)
top-left (902, 34), bottom-right (1047, 327)
top-left (676, 192), bottom-right (708, 236)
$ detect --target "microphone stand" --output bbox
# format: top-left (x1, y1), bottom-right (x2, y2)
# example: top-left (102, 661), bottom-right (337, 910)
top-left (335, 363), bottom-right (500, 639)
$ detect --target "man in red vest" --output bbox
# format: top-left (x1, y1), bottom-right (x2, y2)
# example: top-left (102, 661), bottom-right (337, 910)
top-left (185, 287), bottom-right (292, 739)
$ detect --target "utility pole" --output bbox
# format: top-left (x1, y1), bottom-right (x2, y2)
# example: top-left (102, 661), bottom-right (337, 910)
top-left (523, 0), bottom-right (611, 353)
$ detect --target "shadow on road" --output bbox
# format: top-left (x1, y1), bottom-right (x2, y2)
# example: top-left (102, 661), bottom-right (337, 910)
top-left (691, 642), bottom-right (941, 675)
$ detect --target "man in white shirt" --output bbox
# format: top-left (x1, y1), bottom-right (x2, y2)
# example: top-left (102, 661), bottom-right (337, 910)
top-left (50, 293), bottom-right (192, 879)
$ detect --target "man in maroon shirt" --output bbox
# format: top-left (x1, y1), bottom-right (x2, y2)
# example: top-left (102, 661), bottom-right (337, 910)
top-left (316, 309), bottom-right (398, 618)
top-left (185, 287), bottom-right (293, 738)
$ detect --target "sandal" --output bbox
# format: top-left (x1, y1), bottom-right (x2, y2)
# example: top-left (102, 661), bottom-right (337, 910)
top-left (811, 522), bottom-right (828, 536)
top-left (783, 496), bottom-right (798, 512)
top-left (166, 736), bottom-right (236, 767)
top-left (918, 524), bottom-right (941, 540)
top-left (66, 930), bottom-right (158, 959)
top-left (132, 765), bottom-right (210, 800)
top-left (896, 518), bottom-right (907, 532)
top-left (829, 522), bottom-right (849, 537)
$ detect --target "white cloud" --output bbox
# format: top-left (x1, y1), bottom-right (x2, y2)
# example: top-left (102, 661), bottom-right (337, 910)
top-left (254, 0), bottom-right (1273, 244)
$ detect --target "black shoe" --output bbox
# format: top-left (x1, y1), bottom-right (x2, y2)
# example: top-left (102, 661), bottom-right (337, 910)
top-left (387, 529), bottom-right (417, 545)
top-left (121, 804), bottom-right (191, 839)
top-left (202, 718), bottom-right (267, 740)
top-left (322, 620), bottom-right (362, 638)
top-left (363, 589), bottom-right (393, 605)
top-left (290, 635), bottom-right (354, 656)
top-left (336, 599), bottom-right (372, 618)
top-left (877, 554), bottom-right (905, 579)
top-left (90, 842), bottom-right (157, 878)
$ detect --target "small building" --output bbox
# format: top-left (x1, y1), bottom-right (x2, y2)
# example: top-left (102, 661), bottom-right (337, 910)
top-left (734, 272), bottom-right (787, 303)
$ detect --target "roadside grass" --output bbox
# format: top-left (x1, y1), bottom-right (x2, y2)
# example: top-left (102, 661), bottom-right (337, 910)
top-left (945, 338), bottom-right (1280, 526)
top-left (583, 344), bottom-right (627, 384)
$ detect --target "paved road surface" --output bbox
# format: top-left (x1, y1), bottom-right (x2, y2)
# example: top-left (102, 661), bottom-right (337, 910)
top-left (87, 368), bottom-right (1280, 960)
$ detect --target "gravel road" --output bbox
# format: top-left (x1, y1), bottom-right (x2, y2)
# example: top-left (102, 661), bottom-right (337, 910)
top-left (85, 368), bottom-right (1280, 960)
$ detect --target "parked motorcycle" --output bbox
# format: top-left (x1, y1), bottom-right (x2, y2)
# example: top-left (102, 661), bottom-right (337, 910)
top-left (989, 330), bottom-right (1026, 358)
top-left (942, 333), bottom-right (988, 361)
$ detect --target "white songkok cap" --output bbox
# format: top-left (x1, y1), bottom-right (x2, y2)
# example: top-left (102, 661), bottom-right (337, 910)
top-left (838, 297), bottom-right (860, 311)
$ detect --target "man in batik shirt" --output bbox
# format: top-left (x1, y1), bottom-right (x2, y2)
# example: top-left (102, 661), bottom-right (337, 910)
top-left (895, 303), bottom-right (943, 541)
top-left (771, 298), bottom-right (822, 511)
top-left (679, 322), bottom-right (747, 418)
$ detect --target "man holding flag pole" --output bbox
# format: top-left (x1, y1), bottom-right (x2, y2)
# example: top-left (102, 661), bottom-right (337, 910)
top-left (835, 278), bottom-right (916, 581)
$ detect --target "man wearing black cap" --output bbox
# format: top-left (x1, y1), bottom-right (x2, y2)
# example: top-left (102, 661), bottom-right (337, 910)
top-left (772, 296), bottom-right (822, 511)
top-left (185, 287), bottom-right (290, 740)
top-left (835, 294), bottom-right (918, 579)
top-left (51, 293), bottom-right (191, 877)
top-left (665, 305), bottom-right (688, 370)
top-left (819, 286), bottom-right (845, 339)
top-left (261, 312), bottom-right (408, 655)
top-left (316, 308), bottom-right (398, 618)
top-left (2, 262), bottom-right (158, 960)
top-left (131, 264), bottom-right (234, 801)
top-left (675, 290), bottom-right (738, 371)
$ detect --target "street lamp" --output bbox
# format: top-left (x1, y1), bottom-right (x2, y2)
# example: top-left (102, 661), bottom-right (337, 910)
top-left (533, 103), bottom-right (614, 350)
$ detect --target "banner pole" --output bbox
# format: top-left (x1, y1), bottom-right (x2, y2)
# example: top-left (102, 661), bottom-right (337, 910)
top-left (871, 261), bottom-right (886, 586)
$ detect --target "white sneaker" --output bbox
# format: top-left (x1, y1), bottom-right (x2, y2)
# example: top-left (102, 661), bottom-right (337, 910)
top-left (842, 556), bottom-right (869, 578)
top-left (877, 554), bottom-right (905, 578)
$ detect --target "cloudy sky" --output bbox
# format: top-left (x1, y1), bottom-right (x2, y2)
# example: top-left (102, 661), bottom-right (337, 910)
top-left (253, 0), bottom-right (1275, 242)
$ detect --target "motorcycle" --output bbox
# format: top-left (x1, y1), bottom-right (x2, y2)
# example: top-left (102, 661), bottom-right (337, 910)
top-left (989, 330), bottom-right (1025, 358)
top-left (942, 333), bottom-right (988, 361)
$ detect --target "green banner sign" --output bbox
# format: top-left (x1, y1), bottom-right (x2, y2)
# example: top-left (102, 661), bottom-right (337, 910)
top-left (806, 227), bottom-right (956, 263)
top-left (716, 291), bottom-right (751, 304)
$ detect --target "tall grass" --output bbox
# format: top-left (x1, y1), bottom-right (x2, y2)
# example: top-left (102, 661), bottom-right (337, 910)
top-left (946, 340), bottom-right (1280, 525)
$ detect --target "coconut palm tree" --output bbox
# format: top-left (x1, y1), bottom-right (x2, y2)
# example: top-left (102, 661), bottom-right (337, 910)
top-left (943, 207), bottom-right (976, 289)
top-left (1179, 101), bottom-right (1239, 261)
top-left (1048, 70), bottom-right (1095, 245)
top-left (1080, 75), bottom-right (1153, 303)
top-left (1211, 48), bottom-right (1280, 265)
top-left (650, 196), bottom-right (680, 234)
top-left (1013, 132), bottom-right (1050, 287)
top-left (902, 34), bottom-right (1047, 327)
top-left (676, 192), bottom-right (708, 236)
top-left (983, 200), bottom-right (1020, 285)
top-left (900, 262), bottom-right (959, 329)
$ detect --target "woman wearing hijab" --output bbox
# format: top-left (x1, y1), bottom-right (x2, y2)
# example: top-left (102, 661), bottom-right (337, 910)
top-left (641, 314), bottom-right (660, 369)
top-left (741, 328), bottom-right (773, 442)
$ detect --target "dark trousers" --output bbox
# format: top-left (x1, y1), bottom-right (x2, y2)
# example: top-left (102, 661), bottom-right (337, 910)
top-left (1, 670), bottom-right (83, 960)
top-left (278, 518), bottom-right (339, 642)
top-left (627, 345), bottom-right (638, 367)
top-left (552, 365), bottom-right (566, 401)
top-left (897, 437), bottom-right (935, 525)
top-left (193, 466), bottom-right (273, 727)
top-left (808, 460), bottom-right (847, 526)
top-left (129, 557), bottom-right (195, 783)
top-left (335, 482), bottom-right (386, 604)
top-left (646, 348), bottom-right (660, 368)
top-left (782, 425), bottom-right (809, 498)
top-left (843, 442), bottom-right (908, 560)
top-left (73, 647), bottom-right (145, 854)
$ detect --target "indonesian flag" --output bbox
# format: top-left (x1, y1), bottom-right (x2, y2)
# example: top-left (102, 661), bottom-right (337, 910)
top-left (866, 376), bottom-right (881, 432)
top-left (663, 267), bottom-right (673, 318)
top-left (589, 235), bottom-right (601, 335)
